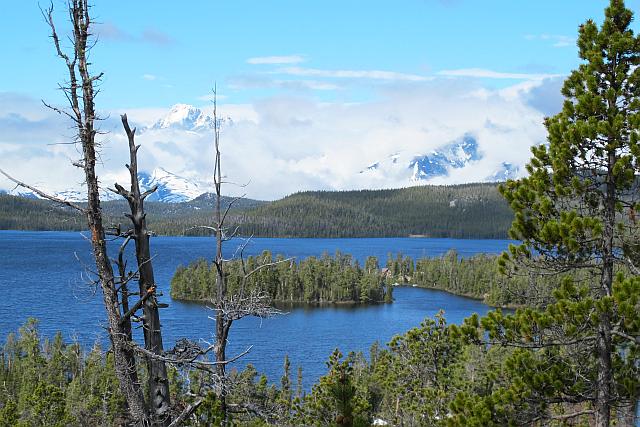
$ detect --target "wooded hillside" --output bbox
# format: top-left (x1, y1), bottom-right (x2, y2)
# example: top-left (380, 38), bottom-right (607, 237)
top-left (0, 183), bottom-right (514, 238)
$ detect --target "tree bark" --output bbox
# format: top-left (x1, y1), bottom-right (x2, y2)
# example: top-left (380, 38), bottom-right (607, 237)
top-left (44, 2), bottom-right (149, 424)
top-left (212, 92), bottom-right (230, 425)
top-left (116, 115), bottom-right (171, 426)
top-left (594, 141), bottom-right (617, 427)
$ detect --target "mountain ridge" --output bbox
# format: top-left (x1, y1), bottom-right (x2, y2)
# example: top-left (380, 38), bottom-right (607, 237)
top-left (359, 134), bottom-right (521, 185)
top-left (5, 167), bottom-right (209, 204)
top-left (1, 183), bottom-right (514, 239)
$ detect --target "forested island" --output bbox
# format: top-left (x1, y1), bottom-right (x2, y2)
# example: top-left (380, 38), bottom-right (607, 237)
top-left (0, 183), bottom-right (513, 239)
top-left (170, 250), bottom-right (556, 308)
top-left (171, 252), bottom-right (393, 304)
top-left (2, 0), bottom-right (640, 425)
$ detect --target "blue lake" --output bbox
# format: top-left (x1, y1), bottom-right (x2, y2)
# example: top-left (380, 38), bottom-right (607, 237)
top-left (0, 230), bottom-right (512, 388)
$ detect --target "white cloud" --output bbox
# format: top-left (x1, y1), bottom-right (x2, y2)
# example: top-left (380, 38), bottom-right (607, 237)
top-left (247, 55), bottom-right (305, 65)
top-left (141, 82), bottom-right (546, 199)
top-left (278, 66), bottom-right (432, 82)
top-left (0, 78), bottom-right (557, 200)
top-left (278, 80), bottom-right (340, 91)
top-left (438, 68), bottom-right (562, 80)
top-left (109, 107), bottom-right (168, 127)
top-left (200, 103), bottom-right (259, 123)
top-left (228, 74), bottom-right (341, 92)
top-left (525, 34), bottom-right (575, 48)
top-left (142, 74), bottom-right (157, 81)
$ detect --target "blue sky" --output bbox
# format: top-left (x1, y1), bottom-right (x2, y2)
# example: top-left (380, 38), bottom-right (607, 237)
top-left (2, 0), bottom-right (635, 109)
top-left (1, 1), bottom-right (639, 199)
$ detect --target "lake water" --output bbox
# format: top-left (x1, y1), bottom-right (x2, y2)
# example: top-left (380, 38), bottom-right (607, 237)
top-left (0, 230), bottom-right (512, 388)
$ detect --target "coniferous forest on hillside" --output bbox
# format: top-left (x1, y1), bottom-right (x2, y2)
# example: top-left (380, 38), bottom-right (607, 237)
top-left (1, 1), bottom-right (640, 426)
top-left (0, 183), bottom-right (513, 238)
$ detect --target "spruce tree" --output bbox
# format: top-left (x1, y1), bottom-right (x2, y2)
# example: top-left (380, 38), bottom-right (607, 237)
top-left (455, 1), bottom-right (640, 425)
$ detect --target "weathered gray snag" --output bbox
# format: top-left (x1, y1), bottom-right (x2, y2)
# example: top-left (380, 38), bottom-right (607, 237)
top-left (112, 114), bottom-right (171, 426)
top-left (42, 1), bottom-right (149, 424)
top-left (206, 89), bottom-right (285, 425)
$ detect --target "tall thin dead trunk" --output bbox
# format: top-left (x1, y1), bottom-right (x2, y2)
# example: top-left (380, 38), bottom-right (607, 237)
top-left (114, 115), bottom-right (171, 426)
top-left (43, 2), bottom-right (149, 424)
top-left (211, 89), bottom-right (230, 425)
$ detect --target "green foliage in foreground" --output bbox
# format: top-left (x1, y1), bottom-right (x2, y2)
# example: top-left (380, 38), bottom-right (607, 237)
top-left (0, 319), bottom-right (126, 427)
top-left (171, 251), bottom-right (392, 304)
top-left (5, 309), bottom-right (635, 426)
top-left (2, 301), bottom-right (638, 427)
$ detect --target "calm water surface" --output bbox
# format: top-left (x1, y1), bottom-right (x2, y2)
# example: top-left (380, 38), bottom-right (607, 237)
top-left (0, 230), bottom-right (512, 387)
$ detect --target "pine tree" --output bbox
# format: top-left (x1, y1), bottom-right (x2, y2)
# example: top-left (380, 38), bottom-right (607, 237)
top-left (279, 355), bottom-right (293, 413)
top-left (456, 1), bottom-right (640, 425)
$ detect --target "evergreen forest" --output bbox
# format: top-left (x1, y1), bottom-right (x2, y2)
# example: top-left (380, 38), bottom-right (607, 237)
top-left (1, 0), bottom-right (640, 425)
top-left (171, 252), bottom-right (393, 305)
top-left (0, 182), bottom-right (513, 239)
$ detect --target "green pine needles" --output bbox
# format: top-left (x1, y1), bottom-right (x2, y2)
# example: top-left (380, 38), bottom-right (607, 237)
top-left (455, 1), bottom-right (640, 425)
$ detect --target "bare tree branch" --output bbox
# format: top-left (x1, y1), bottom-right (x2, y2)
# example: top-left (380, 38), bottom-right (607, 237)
top-left (0, 169), bottom-right (87, 213)
top-left (167, 399), bottom-right (204, 427)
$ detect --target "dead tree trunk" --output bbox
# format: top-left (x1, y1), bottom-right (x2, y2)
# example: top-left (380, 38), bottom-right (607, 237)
top-left (211, 88), bottom-right (230, 425)
top-left (206, 89), bottom-right (285, 425)
top-left (113, 115), bottom-right (171, 426)
top-left (43, 2), bottom-right (149, 424)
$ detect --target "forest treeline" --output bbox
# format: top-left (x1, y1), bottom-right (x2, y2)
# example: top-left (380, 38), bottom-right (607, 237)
top-left (233, 184), bottom-right (512, 238)
top-left (0, 315), bottom-right (514, 426)
top-left (389, 250), bottom-right (556, 307)
top-left (171, 251), bottom-right (393, 304)
top-left (3, 311), bottom-right (636, 426)
top-left (171, 250), bottom-right (555, 308)
top-left (0, 193), bottom-right (262, 233)
top-left (0, 183), bottom-right (514, 238)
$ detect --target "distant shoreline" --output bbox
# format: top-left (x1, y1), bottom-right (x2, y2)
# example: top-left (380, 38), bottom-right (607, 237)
top-left (0, 228), bottom-right (515, 242)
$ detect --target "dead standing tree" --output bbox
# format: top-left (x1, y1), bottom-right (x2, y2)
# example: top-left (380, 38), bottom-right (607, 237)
top-left (207, 89), bottom-right (284, 424)
top-left (39, 1), bottom-right (151, 424)
top-left (0, 1), bottom-right (277, 425)
top-left (110, 114), bottom-right (171, 426)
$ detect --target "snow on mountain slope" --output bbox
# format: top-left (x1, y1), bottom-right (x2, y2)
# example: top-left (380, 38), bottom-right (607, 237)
top-left (5, 187), bottom-right (120, 202)
top-left (3, 188), bottom-right (40, 199)
top-left (409, 134), bottom-right (480, 182)
top-left (151, 104), bottom-right (214, 131)
top-left (137, 167), bottom-right (206, 203)
top-left (6, 167), bottom-right (206, 203)
top-left (487, 162), bottom-right (520, 182)
top-left (359, 134), bottom-right (483, 184)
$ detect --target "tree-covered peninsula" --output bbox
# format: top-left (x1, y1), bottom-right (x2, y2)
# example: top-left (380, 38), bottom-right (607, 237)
top-left (171, 252), bottom-right (393, 305)
top-left (171, 250), bottom-right (558, 308)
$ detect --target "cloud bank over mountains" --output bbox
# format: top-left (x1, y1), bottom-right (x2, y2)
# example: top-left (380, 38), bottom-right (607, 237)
top-left (0, 75), bottom-right (561, 200)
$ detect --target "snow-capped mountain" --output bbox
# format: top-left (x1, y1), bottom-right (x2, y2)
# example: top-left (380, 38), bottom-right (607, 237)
top-left (359, 134), bottom-right (483, 183)
top-left (3, 186), bottom-right (116, 202)
top-left (137, 167), bottom-right (206, 203)
top-left (409, 134), bottom-right (480, 182)
top-left (54, 189), bottom-right (91, 202)
top-left (151, 104), bottom-right (215, 131)
top-left (487, 162), bottom-right (520, 182)
top-left (2, 188), bottom-right (40, 199)
top-left (6, 167), bottom-right (207, 204)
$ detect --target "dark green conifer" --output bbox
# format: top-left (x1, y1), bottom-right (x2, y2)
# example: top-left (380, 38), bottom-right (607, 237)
top-left (455, 1), bottom-right (640, 425)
